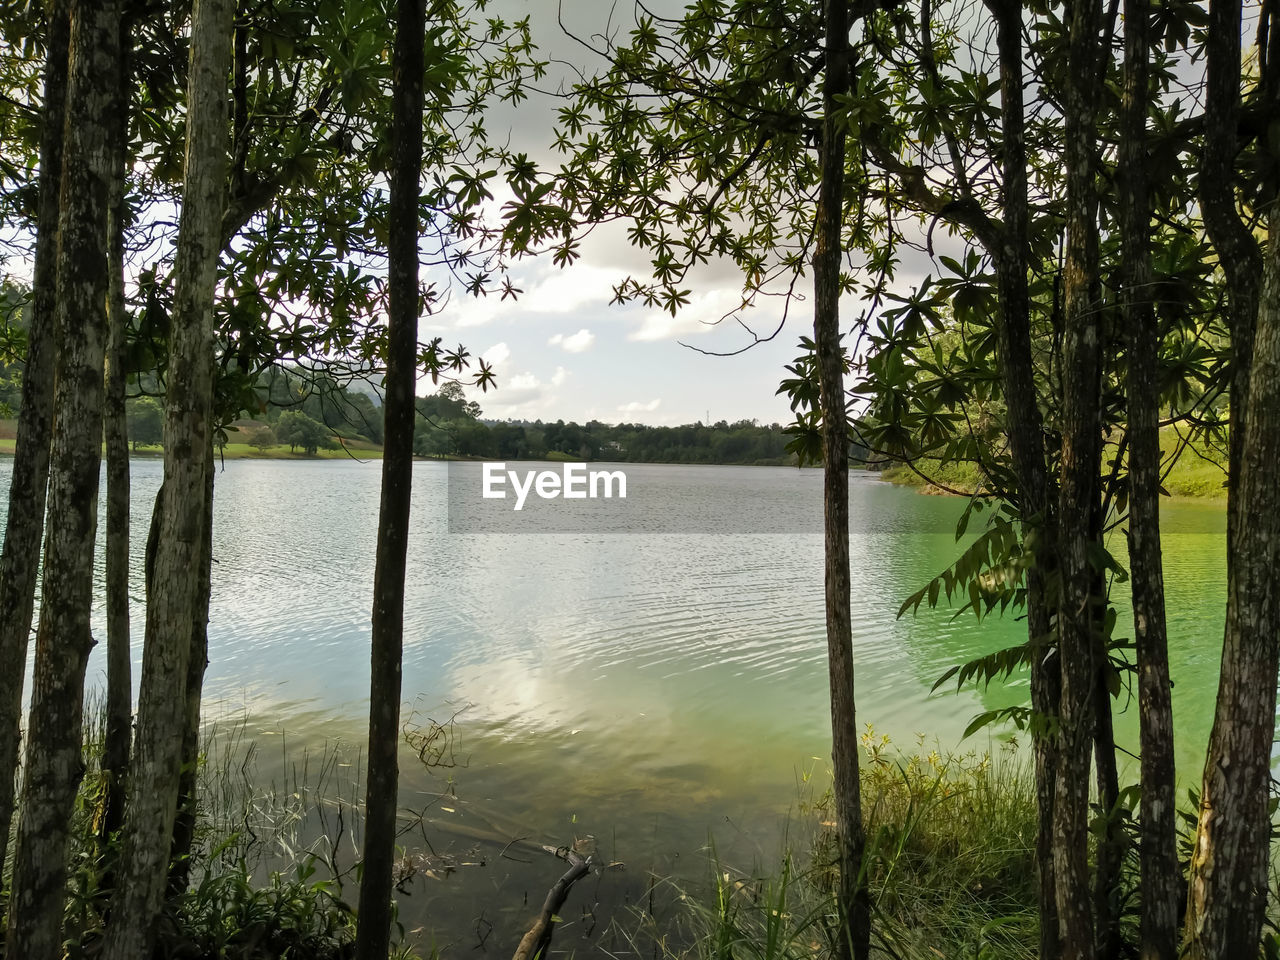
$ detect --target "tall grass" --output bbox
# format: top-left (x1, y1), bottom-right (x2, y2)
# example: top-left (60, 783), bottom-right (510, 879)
top-left (627, 731), bottom-right (1042, 960)
top-left (1, 708), bottom-right (421, 960)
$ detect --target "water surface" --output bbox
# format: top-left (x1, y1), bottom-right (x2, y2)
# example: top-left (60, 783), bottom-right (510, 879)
top-left (3, 458), bottom-right (1231, 953)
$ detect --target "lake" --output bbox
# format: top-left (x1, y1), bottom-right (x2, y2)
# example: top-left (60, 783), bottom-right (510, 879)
top-left (3, 457), bottom-right (1231, 953)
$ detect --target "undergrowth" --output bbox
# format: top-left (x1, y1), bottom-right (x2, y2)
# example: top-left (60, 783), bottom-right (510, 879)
top-left (2, 714), bottom-right (423, 960)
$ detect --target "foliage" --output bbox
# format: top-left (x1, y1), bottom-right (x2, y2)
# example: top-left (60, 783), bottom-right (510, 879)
top-left (273, 410), bottom-right (336, 456)
top-left (247, 426), bottom-right (276, 452)
top-left (622, 733), bottom-right (1042, 960)
top-left (125, 396), bottom-right (164, 449)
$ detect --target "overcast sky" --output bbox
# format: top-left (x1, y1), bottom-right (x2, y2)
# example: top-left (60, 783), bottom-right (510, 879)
top-left (414, 0), bottom-right (822, 427)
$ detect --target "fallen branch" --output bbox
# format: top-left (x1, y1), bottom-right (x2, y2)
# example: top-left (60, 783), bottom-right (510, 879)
top-left (511, 846), bottom-right (593, 960)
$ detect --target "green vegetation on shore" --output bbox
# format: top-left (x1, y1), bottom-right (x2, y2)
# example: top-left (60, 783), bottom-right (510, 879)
top-left (671, 733), bottom-right (1045, 960)
top-left (19, 715), bottom-right (1048, 960)
top-left (881, 426), bottom-right (1229, 500)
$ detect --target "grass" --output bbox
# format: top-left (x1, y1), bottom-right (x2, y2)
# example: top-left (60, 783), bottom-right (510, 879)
top-left (882, 425), bottom-right (1229, 500)
top-left (0, 712), bottom-right (426, 960)
top-left (6, 706), bottom-right (1048, 960)
top-left (215, 440), bottom-right (384, 460)
top-left (609, 731), bottom-right (1042, 960)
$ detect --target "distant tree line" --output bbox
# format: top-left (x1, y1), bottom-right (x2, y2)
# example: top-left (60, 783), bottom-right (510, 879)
top-left (411, 382), bottom-right (872, 465)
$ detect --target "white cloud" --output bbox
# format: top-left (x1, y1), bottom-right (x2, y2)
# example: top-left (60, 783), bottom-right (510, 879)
top-left (618, 399), bottom-right (661, 414)
top-left (520, 263), bottom-right (619, 314)
top-left (548, 328), bottom-right (595, 353)
top-left (432, 291), bottom-right (503, 330)
top-left (471, 365), bottom-right (570, 419)
top-left (628, 288), bottom-right (751, 343)
top-left (483, 341), bottom-right (511, 369)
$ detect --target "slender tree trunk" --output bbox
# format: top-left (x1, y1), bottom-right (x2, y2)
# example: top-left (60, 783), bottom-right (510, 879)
top-left (4, 3), bottom-right (120, 956)
top-left (101, 9), bottom-right (134, 847)
top-left (168, 446), bottom-right (214, 897)
top-left (354, 1), bottom-right (423, 957)
top-left (1183, 1), bottom-right (1276, 955)
top-left (1118, 0), bottom-right (1178, 954)
top-left (100, 0), bottom-right (232, 954)
top-left (0, 1), bottom-right (69, 901)
top-left (1199, 0), bottom-right (1261, 560)
top-left (1092, 629), bottom-right (1122, 960)
top-left (984, 3), bottom-right (1060, 954)
top-left (1091, 437), bottom-right (1121, 960)
top-left (1054, 0), bottom-right (1104, 956)
top-left (1184, 202), bottom-right (1280, 960)
top-left (814, 2), bottom-right (868, 959)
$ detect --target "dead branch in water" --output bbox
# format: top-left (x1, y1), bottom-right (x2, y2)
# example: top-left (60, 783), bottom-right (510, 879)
top-left (511, 845), bottom-right (593, 960)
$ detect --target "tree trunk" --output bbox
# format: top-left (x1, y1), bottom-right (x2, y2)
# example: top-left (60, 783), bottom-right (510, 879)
top-left (1092, 637), bottom-right (1122, 960)
top-left (4, 2), bottom-right (120, 956)
top-left (168, 446), bottom-right (214, 897)
top-left (1091, 425), bottom-right (1121, 960)
top-left (100, 0), bottom-right (232, 954)
top-left (353, 1), bottom-right (423, 957)
top-left (814, 2), bottom-right (869, 959)
top-left (101, 7), bottom-right (134, 848)
top-left (1183, 0), bottom-right (1277, 955)
top-left (1054, 0), bottom-right (1104, 956)
top-left (984, 3), bottom-right (1060, 954)
top-left (1118, 0), bottom-right (1179, 954)
top-left (0, 1), bottom-right (69, 904)
top-left (1199, 0), bottom-right (1261, 555)
top-left (1184, 189), bottom-right (1280, 960)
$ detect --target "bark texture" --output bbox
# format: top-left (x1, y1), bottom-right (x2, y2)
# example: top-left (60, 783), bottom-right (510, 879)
top-left (1118, 0), bottom-right (1179, 955)
top-left (169, 448), bottom-right (215, 897)
top-left (5, 2), bottom-right (119, 956)
top-left (1091, 632), bottom-right (1122, 960)
top-left (0, 0), bottom-right (69, 899)
top-left (100, 0), bottom-right (232, 954)
top-left (353, 1), bottom-right (424, 956)
top-left (1199, 0), bottom-right (1261, 549)
top-left (102, 8), bottom-right (134, 845)
top-left (983, 3), bottom-right (1060, 955)
top-left (1054, 0), bottom-right (1104, 957)
top-left (814, 2), bottom-right (868, 958)
top-left (1183, 0), bottom-right (1277, 955)
top-left (1184, 202), bottom-right (1280, 960)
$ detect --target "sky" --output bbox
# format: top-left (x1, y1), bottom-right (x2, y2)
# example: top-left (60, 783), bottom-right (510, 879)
top-left (414, 0), bottom-right (818, 427)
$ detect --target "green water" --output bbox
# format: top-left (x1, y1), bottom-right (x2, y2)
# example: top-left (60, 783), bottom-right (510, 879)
top-left (3, 458), bottom-right (1232, 952)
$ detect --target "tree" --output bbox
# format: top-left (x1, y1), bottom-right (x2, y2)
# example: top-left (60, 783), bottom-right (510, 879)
top-left (5, 1), bottom-right (120, 954)
top-left (127, 395), bottom-right (164, 448)
top-left (1117, 0), bottom-right (1178, 952)
top-left (248, 424), bottom-right (275, 450)
top-left (101, 0), bottom-right (135, 846)
top-left (275, 409), bottom-right (334, 455)
top-left (0, 0), bottom-right (67, 906)
top-left (355, 0), bottom-right (423, 956)
top-left (1184, 1), bottom-right (1280, 954)
top-left (101, 0), bottom-right (233, 953)
top-left (811, 1), bottom-right (869, 955)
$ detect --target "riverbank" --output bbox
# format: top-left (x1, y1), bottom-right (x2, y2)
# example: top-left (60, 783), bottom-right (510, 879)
top-left (14, 715), bottom-right (1044, 960)
top-left (881, 426), bottom-right (1229, 499)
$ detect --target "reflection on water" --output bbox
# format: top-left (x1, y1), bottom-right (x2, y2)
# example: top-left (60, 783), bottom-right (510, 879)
top-left (1, 458), bottom-right (1230, 952)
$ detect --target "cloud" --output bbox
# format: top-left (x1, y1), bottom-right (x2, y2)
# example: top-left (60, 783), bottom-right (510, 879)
top-left (548, 328), bottom-right (595, 353)
top-left (471, 365), bottom-right (570, 419)
top-left (431, 291), bottom-right (503, 330)
top-left (628, 288), bottom-right (753, 343)
top-left (618, 399), bottom-right (661, 414)
top-left (482, 341), bottom-right (511, 369)
top-left (519, 263), bottom-right (619, 314)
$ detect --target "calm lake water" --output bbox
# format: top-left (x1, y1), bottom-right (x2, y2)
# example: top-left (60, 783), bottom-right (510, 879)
top-left (3, 457), bottom-right (1231, 953)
